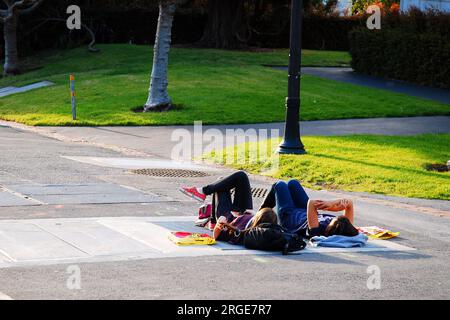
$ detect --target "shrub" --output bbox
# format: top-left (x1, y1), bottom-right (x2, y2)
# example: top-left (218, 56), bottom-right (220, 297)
top-left (352, 0), bottom-right (400, 14)
top-left (349, 8), bottom-right (450, 89)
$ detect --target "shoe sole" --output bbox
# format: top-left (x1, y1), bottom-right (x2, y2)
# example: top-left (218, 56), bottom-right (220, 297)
top-left (179, 187), bottom-right (205, 203)
top-left (195, 217), bottom-right (210, 227)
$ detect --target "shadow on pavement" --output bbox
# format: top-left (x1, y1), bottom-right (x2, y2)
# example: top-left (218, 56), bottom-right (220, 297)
top-left (261, 252), bottom-right (367, 266)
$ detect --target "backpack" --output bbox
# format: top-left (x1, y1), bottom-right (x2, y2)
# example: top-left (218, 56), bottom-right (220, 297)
top-left (243, 223), bottom-right (306, 255)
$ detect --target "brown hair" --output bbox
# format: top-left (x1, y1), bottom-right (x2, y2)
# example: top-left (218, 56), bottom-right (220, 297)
top-left (325, 216), bottom-right (359, 237)
top-left (250, 207), bottom-right (278, 228)
top-left (219, 208), bottom-right (278, 240)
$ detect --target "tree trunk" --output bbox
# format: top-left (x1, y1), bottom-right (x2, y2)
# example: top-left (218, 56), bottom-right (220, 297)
top-left (198, 0), bottom-right (245, 49)
top-left (3, 13), bottom-right (20, 76)
top-left (144, 1), bottom-right (176, 111)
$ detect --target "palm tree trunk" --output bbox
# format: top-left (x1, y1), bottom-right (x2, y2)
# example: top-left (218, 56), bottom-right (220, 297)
top-left (144, 1), bottom-right (177, 111)
top-left (3, 13), bottom-right (20, 76)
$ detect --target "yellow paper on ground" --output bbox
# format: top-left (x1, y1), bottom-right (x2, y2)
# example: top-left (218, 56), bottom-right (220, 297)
top-left (358, 226), bottom-right (400, 240)
top-left (168, 231), bottom-right (216, 246)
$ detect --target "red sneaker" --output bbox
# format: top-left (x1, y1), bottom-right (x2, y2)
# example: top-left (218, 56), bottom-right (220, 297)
top-left (179, 186), bottom-right (206, 202)
top-left (198, 203), bottom-right (212, 219)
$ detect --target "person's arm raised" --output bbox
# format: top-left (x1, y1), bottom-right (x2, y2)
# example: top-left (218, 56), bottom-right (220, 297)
top-left (341, 199), bottom-right (354, 223)
top-left (307, 200), bottom-right (323, 229)
top-left (316, 198), bottom-right (354, 223)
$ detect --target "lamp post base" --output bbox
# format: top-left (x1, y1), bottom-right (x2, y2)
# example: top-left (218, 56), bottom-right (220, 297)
top-left (276, 144), bottom-right (306, 155)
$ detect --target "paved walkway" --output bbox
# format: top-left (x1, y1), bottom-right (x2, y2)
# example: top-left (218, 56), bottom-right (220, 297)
top-left (1, 116), bottom-right (449, 213)
top-left (272, 66), bottom-right (450, 105)
top-left (0, 81), bottom-right (54, 98)
top-left (2, 116), bottom-right (445, 160)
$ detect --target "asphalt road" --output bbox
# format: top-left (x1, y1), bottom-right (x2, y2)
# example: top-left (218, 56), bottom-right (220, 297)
top-left (0, 124), bottom-right (449, 299)
top-left (273, 67), bottom-right (450, 105)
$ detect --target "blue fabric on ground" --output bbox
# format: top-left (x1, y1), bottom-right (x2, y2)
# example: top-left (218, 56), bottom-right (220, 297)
top-left (310, 233), bottom-right (368, 248)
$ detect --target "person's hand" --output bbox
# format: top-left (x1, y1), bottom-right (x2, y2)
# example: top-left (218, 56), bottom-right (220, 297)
top-left (313, 200), bottom-right (329, 210)
top-left (217, 216), bottom-right (227, 225)
top-left (216, 216), bottom-right (228, 229)
top-left (339, 199), bottom-right (352, 209)
top-left (314, 199), bottom-right (346, 212)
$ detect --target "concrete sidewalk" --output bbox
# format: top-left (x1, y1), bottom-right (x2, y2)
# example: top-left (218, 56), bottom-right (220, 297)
top-left (3, 115), bottom-right (448, 160)
top-left (1, 116), bottom-right (449, 213)
top-left (1, 117), bottom-right (449, 214)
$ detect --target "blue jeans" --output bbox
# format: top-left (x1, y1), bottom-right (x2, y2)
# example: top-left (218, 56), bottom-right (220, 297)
top-left (274, 180), bottom-right (309, 233)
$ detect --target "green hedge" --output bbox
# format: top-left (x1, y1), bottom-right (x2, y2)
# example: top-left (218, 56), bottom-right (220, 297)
top-left (348, 10), bottom-right (450, 89)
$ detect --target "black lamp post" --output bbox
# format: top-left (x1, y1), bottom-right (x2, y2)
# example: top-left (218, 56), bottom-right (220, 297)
top-left (276, 0), bottom-right (306, 155)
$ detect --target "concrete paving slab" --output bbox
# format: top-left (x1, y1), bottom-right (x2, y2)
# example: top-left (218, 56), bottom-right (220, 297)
top-left (4, 184), bottom-right (142, 195)
top-left (61, 156), bottom-right (218, 171)
top-left (99, 216), bottom-right (416, 255)
top-left (97, 217), bottom-right (223, 255)
top-left (0, 188), bottom-right (39, 207)
top-left (32, 193), bottom-right (162, 205)
top-left (0, 216), bottom-right (415, 269)
top-left (145, 218), bottom-right (416, 253)
top-left (0, 221), bottom-right (88, 262)
top-left (4, 183), bottom-right (164, 205)
top-left (34, 219), bottom-right (155, 256)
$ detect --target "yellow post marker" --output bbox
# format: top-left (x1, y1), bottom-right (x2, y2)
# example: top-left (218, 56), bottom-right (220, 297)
top-left (70, 74), bottom-right (76, 120)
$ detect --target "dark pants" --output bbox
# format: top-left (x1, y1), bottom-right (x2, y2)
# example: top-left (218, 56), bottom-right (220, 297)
top-left (276, 180), bottom-right (310, 232)
top-left (203, 171), bottom-right (253, 223)
top-left (261, 179), bottom-right (310, 233)
top-left (275, 180), bottom-right (309, 211)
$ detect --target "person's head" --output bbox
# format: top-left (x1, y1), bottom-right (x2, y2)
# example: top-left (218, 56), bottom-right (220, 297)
top-left (251, 207), bottom-right (278, 228)
top-left (325, 216), bottom-right (359, 237)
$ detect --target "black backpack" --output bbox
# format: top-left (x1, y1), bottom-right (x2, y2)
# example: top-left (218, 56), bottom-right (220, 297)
top-left (243, 223), bottom-right (306, 255)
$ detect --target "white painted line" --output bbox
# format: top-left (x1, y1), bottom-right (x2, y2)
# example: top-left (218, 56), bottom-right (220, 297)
top-left (0, 292), bottom-right (13, 300)
top-left (0, 249), bottom-right (16, 263)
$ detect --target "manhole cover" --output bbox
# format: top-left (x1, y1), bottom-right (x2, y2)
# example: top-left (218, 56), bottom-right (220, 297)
top-left (130, 168), bottom-right (211, 178)
top-left (231, 187), bottom-right (268, 198)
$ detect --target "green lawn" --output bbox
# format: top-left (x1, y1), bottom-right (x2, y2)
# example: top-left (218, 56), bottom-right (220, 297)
top-left (204, 134), bottom-right (450, 200)
top-left (0, 44), bottom-right (449, 126)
